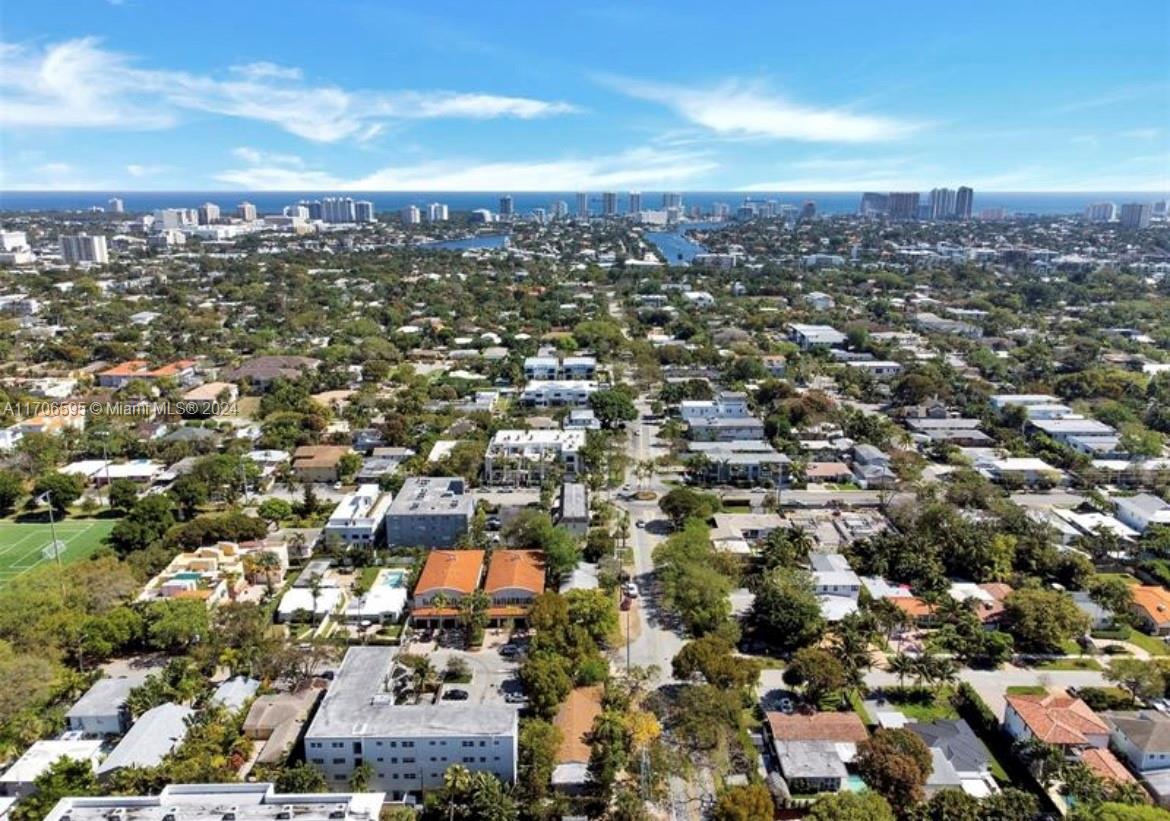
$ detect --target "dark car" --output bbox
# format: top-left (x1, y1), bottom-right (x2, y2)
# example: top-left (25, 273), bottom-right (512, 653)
top-left (442, 688), bottom-right (470, 701)
top-left (499, 644), bottom-right (522, 658)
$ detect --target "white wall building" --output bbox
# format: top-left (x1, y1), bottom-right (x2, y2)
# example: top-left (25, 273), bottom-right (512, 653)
top-left (485, 430), bottom-right (585, 485)
top-left (324, 484), bottom-right (394, 546)
top-left (305, 647), bottom-right (517, 801)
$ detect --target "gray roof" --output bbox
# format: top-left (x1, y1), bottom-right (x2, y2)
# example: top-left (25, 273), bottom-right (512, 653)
top-left (211, 676), bottom-right (260, 712)
top-left (306, 647), bottom-right (517, 739)
top-left (386, 477), bottom-right (473, 518)
top-left (1105, 710), bottom-right (1170, 754)
top-left (97, 703), bottom-right (193, 773)
top-left (907, 719), bottom-right (991, 773)
top-left (1117, 494), bottom-right (1170, 518)
top-left (560, 482), bottom-right (588, 521)
top-left (66, 677), bottom-right (139, 720)
top-left (775, 741), bottom-right (847, 780)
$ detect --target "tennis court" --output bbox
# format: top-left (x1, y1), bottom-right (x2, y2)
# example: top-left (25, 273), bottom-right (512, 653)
top-left (0, 519), bottom-right (116, 587)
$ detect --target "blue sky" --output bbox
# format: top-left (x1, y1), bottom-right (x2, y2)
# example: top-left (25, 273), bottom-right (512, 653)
top-left (1, 0), bottom-right (1167, 191)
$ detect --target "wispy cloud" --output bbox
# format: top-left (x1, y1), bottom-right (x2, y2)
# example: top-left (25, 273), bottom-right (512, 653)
top-left (1121, 127), bottom-right (1161, 140)
top-left (215, 147), bottom-right (719, 191)
top-left (0, 37), bottom-right (579, 142)
top-left (126, 163), bottom-right (170, 177)
top-left (603, 75), bottom-right (922, 143)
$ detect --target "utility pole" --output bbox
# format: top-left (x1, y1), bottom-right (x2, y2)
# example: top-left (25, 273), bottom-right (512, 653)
top-left (42, 490), bottom-right (66, 597)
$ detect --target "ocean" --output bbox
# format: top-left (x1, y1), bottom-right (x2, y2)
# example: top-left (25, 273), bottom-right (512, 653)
top-left (0, 190), bottom-right (1164, 217)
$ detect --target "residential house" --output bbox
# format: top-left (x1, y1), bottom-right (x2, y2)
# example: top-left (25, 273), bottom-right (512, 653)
top-left (846, 360), bottom-right (904, 379)
top-left (96, 703), bottom-right (194, 776)
top-left (1116, 494), bottom-right (1170, 534)
top-left (810, 553), bottom-right (861, 621)
top-left (551, 686), bottom-right (603, 794)
top-left (1131, 586), bottom-right (1170, 636)
top-left (558, 482), bottom-right (589, 536)
top-left (765, 711), bottom-right (868, 794)
top-left (686, 441), bottom-right (789, 486)
top-left (687, 416), bottom-right (765, 442)
top-left (1107, 710), bottom-right (1170, 806)
top-left (98, 359), bottom-right (198, 389)
top-left (220, 355), bottom-right (321, 389)
top-left (66, 677), bottom-right (138, 736)
top-left (679, 391), bottom-right (749, 422)
top-left (384, 477), bottom-right (475, 548)
top-left (789, 323), bottom-right (846, 350)
top-left (1003, 690), bottom-right (1109, 755)
top-left (908, 720), bottom-right (999, 798)
top-left (291, 445), bottom-right (352, 483)
top-left (1, 740), bottom-right (104, 798)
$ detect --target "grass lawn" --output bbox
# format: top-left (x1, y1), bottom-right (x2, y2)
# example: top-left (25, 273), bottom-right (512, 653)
top-left (1097, 572), bottom-right (1140, 585)
top-left (1123, 627), bottom-right (1170, 657)
top-left (1007, 685), bottom-right (1048, 696)
top-left (886, 687), bottom-right (960, 722)
top-left (1060, 639), bottom-right (1083, 655)
top-left (1035, 657), bottom-right (1103, 671)
top-left (0, 518), bottom-right (116, 588)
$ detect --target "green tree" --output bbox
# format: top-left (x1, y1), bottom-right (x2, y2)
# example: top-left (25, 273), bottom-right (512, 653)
top-left (33, 472), bottom-right (86, 515)
top-left (10, 757), bottom-right (100, 821)
top-left (257, 497), bottom-right (292, 523)
top-left (517, 718), bottom-right (562, 801)
top-left (806, 791), bottom-right (895, 821)
top-left (854, 728), bottom-right (934, 808)
top-left (275, 761), bottom-right (328, 793)
top-left (783, 646), bottom-right (847, 704)
top-left (1003, 589), bottom-right (1090, 652)
top-left (107, 478), bottom-right (140, 513)
top-left (658, 487), bottom-right (719, 529)
top-left (710, 782), bottom-right (774, 821)
top-left (672, 635), bottom-right (761, 690)
top-left (518, 652), bottom-right (572, 719)
top-left (588, 389), bottom-right (637, 429)
top-left (144, 599), bottom-right (210, 651)
top-left (750, 567), bottom-right (825, 653)
top-left (110, 493), bottom-right (177, 554)
top-left (0, 469), bottom-right (24, 513)
top-left (1106, 658), bottom-right (1167, 702)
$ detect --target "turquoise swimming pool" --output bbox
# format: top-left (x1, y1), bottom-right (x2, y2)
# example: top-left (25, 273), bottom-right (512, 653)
top-left (380, 569), bottom-right (407, 588)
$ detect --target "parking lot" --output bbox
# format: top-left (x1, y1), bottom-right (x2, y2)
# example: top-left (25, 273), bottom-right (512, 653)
top-left (414, 632), bottom-right (528, 707)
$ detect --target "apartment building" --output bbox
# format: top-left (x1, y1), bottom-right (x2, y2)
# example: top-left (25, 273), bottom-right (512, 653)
top-left (485, 430), bottom-right (586, 485)
top-left (384, 477), bottom-right (474, 548)
top-left (305, 647), bottom-right (517, 800)
top-left (519, 380), bottom-right (598, 408)
top-left (324, 484), bottom-right (394, 546)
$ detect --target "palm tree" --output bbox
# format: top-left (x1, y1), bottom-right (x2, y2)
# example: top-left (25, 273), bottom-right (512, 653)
top-left (1015, 737), bottom-right (1064, 788)
top-left (412, 658), bottom-right (438, 703)
top-left (348, 761), bottom-right (374, 792)
top-left (927, 656), bottom-right (958, 691)
top-left (308, 573), bottom-right (324, 624)
top-left (887, 652), bottom-right (915, 687)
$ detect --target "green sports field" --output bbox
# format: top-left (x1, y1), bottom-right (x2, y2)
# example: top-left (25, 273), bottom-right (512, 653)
top-left (0, 519), bottom-right (117, 587)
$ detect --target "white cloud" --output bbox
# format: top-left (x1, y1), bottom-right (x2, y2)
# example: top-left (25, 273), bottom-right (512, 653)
top-left (1122, 128), bottom-right (1160, 140)
top-left (605, 76), bottom-right (921, 143)
top-left (126, 163), bottom-right (169, 177)
top-left (215, 147), bottom-right (718, 191)
top-left (0, 38), bottom-right (578, 141)
top-left (230, 62), bottom-right (303, 81)
top-left (231, 147), bottom-right (305, 167)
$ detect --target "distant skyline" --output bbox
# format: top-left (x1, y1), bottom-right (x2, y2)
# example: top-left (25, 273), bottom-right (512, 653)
top-left (0, 1), bottom-right (1167, 192)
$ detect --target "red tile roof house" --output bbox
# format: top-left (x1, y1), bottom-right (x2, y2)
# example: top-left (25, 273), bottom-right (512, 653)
top-left (1004, 690), bottom-right (1109, 754)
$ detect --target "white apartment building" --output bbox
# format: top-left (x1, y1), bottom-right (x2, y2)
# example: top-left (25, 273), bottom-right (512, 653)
top-left (485, 429), bottom-right (585, 485)
top-left (59, 234), bottom-right (109, 265)
top-left (523, 356), bottom-right (597, 380)
top-left (43, 783), bottom-right (389, 821)
top-left (789, 323), bottom-right (846, 350)
top-left (519, 380), bottom-right (598, 408)
top-left (679, 391), bottom-right (750, 422)
top-left (305, 647), bottom-right (517, 800)
top-left (324, 484), bottom-right (394, 546)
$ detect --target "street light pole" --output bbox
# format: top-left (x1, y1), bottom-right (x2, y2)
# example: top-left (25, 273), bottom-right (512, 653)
top-left (44, 490), bottom-right (66, 597)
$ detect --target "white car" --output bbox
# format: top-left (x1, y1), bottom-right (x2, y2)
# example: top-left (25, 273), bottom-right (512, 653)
top-left (623, 582), bottom-right (639, 598)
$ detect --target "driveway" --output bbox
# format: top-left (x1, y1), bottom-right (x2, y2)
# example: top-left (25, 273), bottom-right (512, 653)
top-left (865, 663), bottom-right (1109, 720)
top-left (428, 643), bottom-right (521, 706)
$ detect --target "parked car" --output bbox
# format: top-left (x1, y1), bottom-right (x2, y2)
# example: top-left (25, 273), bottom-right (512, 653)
top-left (636, 520), bottom-right (645, 529)
top-left (499, 644), bottom-right (522, 658)
top-left (442, 688), bottom-right (470, 701)
top-left (504, 692), bottom-right (527, 704)
top-left (623, 582), bottom-right (639, 598)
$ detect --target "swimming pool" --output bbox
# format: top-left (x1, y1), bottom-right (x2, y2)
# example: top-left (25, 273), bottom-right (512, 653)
top-left (380, 569), bottom-right (407, 588)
